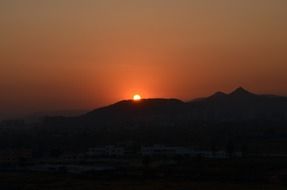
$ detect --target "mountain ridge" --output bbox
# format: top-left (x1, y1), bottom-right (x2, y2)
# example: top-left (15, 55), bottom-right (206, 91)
top-left (79, 87), bottom-right (287, 122)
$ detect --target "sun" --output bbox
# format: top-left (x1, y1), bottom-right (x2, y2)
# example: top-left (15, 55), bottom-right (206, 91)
top-left (133, 94), bottom-right (142, 101)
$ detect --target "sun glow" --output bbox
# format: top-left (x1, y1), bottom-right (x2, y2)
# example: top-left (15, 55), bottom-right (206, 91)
top-left (133, 94), bottom-right (142, 101)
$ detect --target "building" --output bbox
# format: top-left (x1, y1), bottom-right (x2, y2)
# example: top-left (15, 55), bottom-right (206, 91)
top-left (87, 145), bottom-right (125, 157)
top-left (141, 145), bottom-right (230, 158)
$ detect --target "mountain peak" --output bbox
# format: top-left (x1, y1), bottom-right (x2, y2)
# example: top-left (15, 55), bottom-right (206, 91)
top-left (86, 98), bottom-right (184, 114)
top-left (213, 91), bottom-right (227, 96)
top-left (229, 87), bottom-right (254, 96)
top-left (209, 91), bottom-right (227, 99)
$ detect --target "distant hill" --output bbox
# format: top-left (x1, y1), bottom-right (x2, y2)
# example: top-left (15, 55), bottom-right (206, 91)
top-left (81, 98), bottom-right (185, 123)
top-left (187, 87), bottom-right (287, 121)
top-left (2, 87), bottom-right (287, 150)
top-left (80, 87), bottom-right (287, 123)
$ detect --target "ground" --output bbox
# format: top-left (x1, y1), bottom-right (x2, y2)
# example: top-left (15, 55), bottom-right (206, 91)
top-left (0, 172), bottom-right (286, 190)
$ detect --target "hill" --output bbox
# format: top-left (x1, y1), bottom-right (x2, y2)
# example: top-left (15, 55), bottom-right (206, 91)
top-left (1, 87), bottom-right (287, 151)
top-left (80, 87), bottom-right (287, 123)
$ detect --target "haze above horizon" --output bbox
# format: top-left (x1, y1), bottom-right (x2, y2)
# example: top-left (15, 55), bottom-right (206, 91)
top-left (1, 0), bottom-right (287, 117)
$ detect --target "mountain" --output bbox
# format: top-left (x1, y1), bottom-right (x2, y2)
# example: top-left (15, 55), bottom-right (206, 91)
top-left (79, 87), bottom-right (287, 122)
top-left (81, 98), bottom-right (186, 123)
top-left (43, 87), bottom-right (287, 129)
top-left (197, 87), bottom-right (257, 102)
top-left (229, 86), bottom-right (255, 95)
top-left (4, 87), bottom-right (287, 150)
top-left (86, 98), bottom-right (184, 116)
top-left (187, 87), bottom-right (287, 121)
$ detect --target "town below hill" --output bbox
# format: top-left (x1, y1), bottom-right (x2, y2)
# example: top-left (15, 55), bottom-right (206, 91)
top-left (0, 87), bottom-right (287, 185)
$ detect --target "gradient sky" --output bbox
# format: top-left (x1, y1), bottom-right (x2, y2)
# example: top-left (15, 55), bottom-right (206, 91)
top-left (1, 0), bottom-right (287, 117)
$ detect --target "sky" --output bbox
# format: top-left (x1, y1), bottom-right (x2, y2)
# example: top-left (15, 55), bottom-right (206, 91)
top-left (0, 0), bottom-right (287, 117)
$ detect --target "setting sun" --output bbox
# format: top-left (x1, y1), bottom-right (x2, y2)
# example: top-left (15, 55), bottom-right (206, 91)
top-left (133, 94), bottom-right (142, 101)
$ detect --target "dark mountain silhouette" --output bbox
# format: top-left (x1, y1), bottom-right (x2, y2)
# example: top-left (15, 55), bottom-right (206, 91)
top-left (86, 98), bottom-right (184, 117)
top-left (229, 86), bottom-right (255, 96)
top-left (2, 87), bottom-right (287, 151)
top-left (198, 87), bottom-right (257, 102)
top-left (211, 91), bottom-right (228, 98)
top-left (81, 98), bottom-right (186, 124)
top-left (187, 87), bottom-right (287, 121)
top-left (79, 87), bottom-right (287, 122)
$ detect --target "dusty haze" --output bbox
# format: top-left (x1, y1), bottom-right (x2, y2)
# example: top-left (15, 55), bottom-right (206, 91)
top-left (1, 0), bottom-right (287, 117)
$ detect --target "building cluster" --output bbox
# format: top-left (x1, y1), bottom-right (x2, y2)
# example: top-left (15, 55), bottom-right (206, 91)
top-left (0, 144), bottom-right (245, 165)
top-left (78, 144), bottom-right (232, 159)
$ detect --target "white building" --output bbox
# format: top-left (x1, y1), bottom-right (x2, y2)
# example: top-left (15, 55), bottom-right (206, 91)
top-left (141, 145), bottom-right (191, 157)
top-left (87, 145), bottom-right (125, 157)
top-left (87, 144), bottom-right (235, 159)
top-left (141, 145), bottom-right (229, 158)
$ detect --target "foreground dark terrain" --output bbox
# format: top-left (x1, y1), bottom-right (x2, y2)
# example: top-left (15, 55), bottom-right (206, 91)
top-left (0, 172), bottom-right (286, 190)
top-left (0, 88), bottom-right (287, 189)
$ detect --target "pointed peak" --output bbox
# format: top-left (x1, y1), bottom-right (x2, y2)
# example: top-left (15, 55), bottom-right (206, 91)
top-left (211, 91), bottom-right (227, 97)
top-left (214, 91), bottom-right (227, 96)
top-left (206, 91), bottom-right (227, 101)
top-left (230, 87), bottom-right (254, 96)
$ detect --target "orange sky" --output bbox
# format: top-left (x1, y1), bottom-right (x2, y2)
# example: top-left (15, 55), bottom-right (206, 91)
top-left (0, 0), bottom-right (287, 116)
